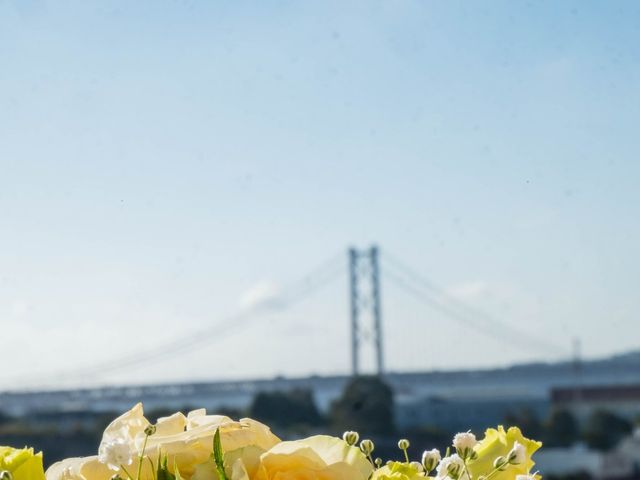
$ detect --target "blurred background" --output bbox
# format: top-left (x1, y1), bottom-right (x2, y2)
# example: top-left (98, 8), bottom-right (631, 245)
top-left (1, 1), bottom-right (639, 478)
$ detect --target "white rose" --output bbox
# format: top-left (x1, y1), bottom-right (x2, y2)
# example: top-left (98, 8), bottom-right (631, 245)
top-left (233, 435), bottom-right (372, 480)
top-left (46, 403), bottom-right (280, 480)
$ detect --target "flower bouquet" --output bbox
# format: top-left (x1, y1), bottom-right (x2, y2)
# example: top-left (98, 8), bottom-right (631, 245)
top-left (1, 403), bottom-right (542, 480)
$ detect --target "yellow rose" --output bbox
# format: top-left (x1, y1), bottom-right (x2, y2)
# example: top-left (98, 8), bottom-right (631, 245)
top-left (46, 403), bottom-right (280, 480)
top-left (468, 426), bottom-right (542, 480)
top-left (230, 435), bottom-right (373, 480)
top-left (371, 461), bottom-right (423, 480)
top-left (0, 446), bottom-right (45, 480)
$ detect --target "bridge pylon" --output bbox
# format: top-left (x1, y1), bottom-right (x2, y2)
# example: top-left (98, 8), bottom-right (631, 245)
top-left (348, 245), bottom-right (384, 376)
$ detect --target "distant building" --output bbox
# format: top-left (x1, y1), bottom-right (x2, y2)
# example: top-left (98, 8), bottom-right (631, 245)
top-left (535, 430), bottom-right (640, 479)
top-left (613, 429), bottom-right (640, 478)
top-left (535, 444), bottom-right (605, 478)
top-left (551, 384), bottom-right (640, 422)
top-left (535, 444), bottom-right (634, 479)
top-left (395, 395), bottom-right (548, 432)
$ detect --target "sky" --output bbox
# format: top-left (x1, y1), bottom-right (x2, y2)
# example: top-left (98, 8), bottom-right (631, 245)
top-left (1, 0), bottom-right (639, 390)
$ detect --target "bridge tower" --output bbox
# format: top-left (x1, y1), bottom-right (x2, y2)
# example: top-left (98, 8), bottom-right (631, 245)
top-left (349, 245), bottom-right (384, 376)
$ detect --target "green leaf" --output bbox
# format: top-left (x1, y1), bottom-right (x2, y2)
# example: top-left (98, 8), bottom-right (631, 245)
top-left (156, 453), bottom-right (176, 480)
top-left (173, 460), bottom-right (184, 480)
top-left (213, 428), bottom-right (229, 480)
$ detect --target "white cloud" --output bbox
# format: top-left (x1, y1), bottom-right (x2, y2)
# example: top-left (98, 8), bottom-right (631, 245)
top-left (446, 281), bottom-right (488, 300)
top-left (445, 280), bottom-right (544, 326)
top-left (239, 281), bottom-right (282, 312)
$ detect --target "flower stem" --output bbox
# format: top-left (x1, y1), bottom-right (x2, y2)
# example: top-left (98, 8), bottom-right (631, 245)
top-left (462, 458), bottom-right (472, 480)
top-left (136, 434), bottom-right (150, 480)
top-left (121, 464), bottom-right (135, 480)
top-left (483, 461), bottom-right (510, 480)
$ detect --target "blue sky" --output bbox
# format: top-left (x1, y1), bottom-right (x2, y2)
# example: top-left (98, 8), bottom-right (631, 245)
top-left (1, 0), bottom-right (639, 389)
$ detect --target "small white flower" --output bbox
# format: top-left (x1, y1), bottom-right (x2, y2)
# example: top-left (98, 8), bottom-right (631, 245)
top-left (453, 431), bottom-right (478, 460)
top-left (98, 437), bottom-right (134, 471)
top-left (422, 448), bottom-right (441, 472)
top-left (453, 431), bottom-right (478, 451)
top-left (508, 441), bottom-right (527, 465)
top-left (515, 475), bottom-right (537, 480)
top-left (410, 461), bottom-right (424, 472)
top-left (436, 454), bottom-right (469, 480)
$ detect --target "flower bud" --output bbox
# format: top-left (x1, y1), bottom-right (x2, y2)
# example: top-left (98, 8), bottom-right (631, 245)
top-left (421, 448), bottom-right (441, 473)
top-left (374, 458), bottom-right (383, 468)
top-left (493, 456), bottom-right (507, 471)
top-left (410, 461), bottom-right (424, 473)
top-left (447, 461), bottom-right (462, 479)
top-left (144, 424), bottom-right (157, 436)
top-left (342, 431), bottom-right (360, 446)
top-left (508, 441), bottom-right (526, 465)
top-left (0, 472), bottom-right (13, 480)
top-left (360, 439), bottom-right (375, 456)
top-left (397, 439), bottom-right (410, 451)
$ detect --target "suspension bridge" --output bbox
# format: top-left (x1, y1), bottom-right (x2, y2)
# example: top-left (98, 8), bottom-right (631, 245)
top-left (10, 246), bottom-right (568, 388)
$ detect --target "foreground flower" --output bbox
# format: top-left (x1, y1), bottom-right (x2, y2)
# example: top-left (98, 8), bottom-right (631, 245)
top-left (44, 404), bottom-right (543, 480)
top-left (421, 449), bottom-right (441, 474)
top-left (0, 446), bottom-right (45, 480)
top-left (372, 461), bottom-right (423, 480)
top-left (468, 426), bottom-right (541, 480)
top-left (507, 441), bottom-right (526, 465)
top-left (436, 454), bottom-right (468, 480)
top-left (229, 435), bottom-right (373, 480)
top-left (342, 431), bottom-right (359, 447)
top-left (453, 432), bottom-right (478, 461)
top-left (97, 437), bottom-right (133, 471)
top-left (359, 439), bottom-right (375, 456)
top-left (46, 403), bottom-right (280, 480)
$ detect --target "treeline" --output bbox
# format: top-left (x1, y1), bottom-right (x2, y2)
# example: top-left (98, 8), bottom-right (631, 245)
top-left (243, 376), bottom-right (449, 462)
top-left (247, 376), bottom-right (394, 435)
